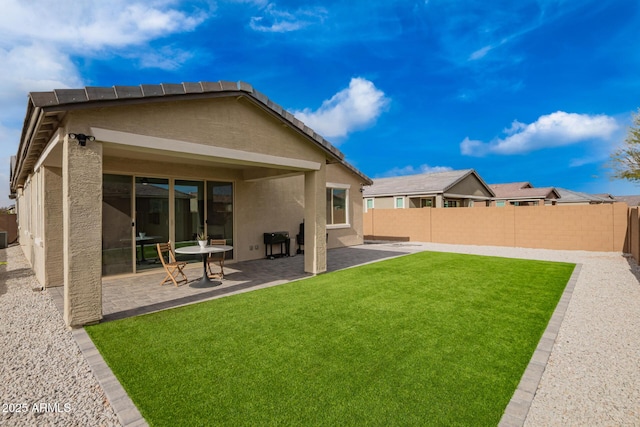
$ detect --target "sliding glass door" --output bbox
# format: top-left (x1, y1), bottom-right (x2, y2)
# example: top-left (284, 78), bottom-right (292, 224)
top-left (174, 180), bottom-right (205, 262)
top-left (135, 177), bottom-right (169, 271)
top-left (102, 174), bottom-right (133, 275)
top-left (207, 181), bottom-right (233, 258)
top-left (102, 175), bottom-right (233, 275)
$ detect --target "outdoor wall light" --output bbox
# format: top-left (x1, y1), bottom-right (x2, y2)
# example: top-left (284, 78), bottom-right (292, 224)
top-left (68, 133), bottom-right (96, 146)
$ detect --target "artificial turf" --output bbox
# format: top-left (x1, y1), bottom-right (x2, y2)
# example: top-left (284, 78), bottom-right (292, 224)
top-left (86, 251), bottom-right (575, 426)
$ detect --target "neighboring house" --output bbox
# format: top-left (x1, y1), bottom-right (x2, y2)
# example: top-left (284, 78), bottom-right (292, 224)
top-left (9, 80), bottom-right (372, 327)
top-left (489, 182), bottom-right (560, 206)
top-left (611, 195), bottom-right (640, 206)
top-left (555, 188), bottom-right (615, 205)
top-left (362, 169), bottom-right (495, 210)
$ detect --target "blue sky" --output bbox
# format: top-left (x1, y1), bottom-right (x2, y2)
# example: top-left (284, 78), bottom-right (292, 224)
top-left (1, 0), bottom-right (640, 206)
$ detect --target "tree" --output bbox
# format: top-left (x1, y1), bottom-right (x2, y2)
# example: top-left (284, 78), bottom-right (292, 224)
top-left (611, 109), bottom-right (640, 182)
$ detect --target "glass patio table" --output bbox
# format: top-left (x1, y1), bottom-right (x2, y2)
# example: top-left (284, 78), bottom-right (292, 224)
top-left (175, 244), bottom-right (233, 288)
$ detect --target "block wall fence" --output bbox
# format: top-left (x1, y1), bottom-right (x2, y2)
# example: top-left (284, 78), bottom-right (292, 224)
top-left (364, 203), bottom-right (638, 258)
top-left (0, 214), bottom-right (17, 245)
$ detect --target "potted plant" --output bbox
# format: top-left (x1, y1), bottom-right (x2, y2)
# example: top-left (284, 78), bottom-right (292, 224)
top-left (196, 231), bottom-right (208, 248)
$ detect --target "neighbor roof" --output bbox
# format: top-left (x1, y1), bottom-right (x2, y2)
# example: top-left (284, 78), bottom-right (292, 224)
top-left (490, 182), bottom-right (559, 199)
top-left (11, 80), bottom-right (372, 195)
top-left (613, 195), bottom-right (640, 206)
top-left (555, 188), bottom-right (614, 204)
top-left (362, 169), bottom-right (494, 198)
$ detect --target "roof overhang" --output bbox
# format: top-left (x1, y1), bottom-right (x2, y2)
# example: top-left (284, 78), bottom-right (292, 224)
top-left (10, 81), bottom-right (373, 193)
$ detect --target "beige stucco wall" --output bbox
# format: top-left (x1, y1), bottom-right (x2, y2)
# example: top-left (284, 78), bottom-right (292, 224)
top-left (371, 196), bottom-right (396, 209)
top-left (447, 174), bottom-right (493, 197)
top-left (326, 163), bottom-right (365, 248)
top-left (74, 97), bottom-right (324, 163)
top-left (365, 203), bottom-right (629, 252)
top-left (15, 94), bottom-right (366, 325)
top-left (82, 97), bottom-right (361, 263)
top-left (43, 166), bottom-right (64, 287)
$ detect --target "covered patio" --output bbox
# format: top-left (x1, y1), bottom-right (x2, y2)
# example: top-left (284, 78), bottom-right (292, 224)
top-left (49, 244), bottom-right (416, 323)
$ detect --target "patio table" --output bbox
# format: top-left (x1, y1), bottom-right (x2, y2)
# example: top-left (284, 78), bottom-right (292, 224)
top-left (175, 245), bottom-right (233, 288)
top-left (136, 235), bottom-right (161, 263)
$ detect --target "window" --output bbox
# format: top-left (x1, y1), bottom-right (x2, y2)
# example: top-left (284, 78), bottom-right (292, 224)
top-left (496, 200), bottom-right (506, 207)
top-left (395, 197), bottom-right (404, 209)
top-left (420, 198), bottom-right (432, 208)
top-left (444, 200), bottom-right (459, 208)
top-left (365, 198), bottom-right (374, 212)
top-left (326, 186), bottom-right (349, 226)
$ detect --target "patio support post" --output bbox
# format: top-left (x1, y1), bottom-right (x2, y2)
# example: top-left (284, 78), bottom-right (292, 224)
top-left (304, 165), bottom-right (327, 274)
top-left (436, 194), bottom-right (444, 208)
top-left (43, 166), bottom-right (64, 287)
top-left (62, 133), bottom-right (103, 327)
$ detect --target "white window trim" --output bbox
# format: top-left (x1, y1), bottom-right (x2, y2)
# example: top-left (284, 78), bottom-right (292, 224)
top-left (394, 197), bottom-right (405, 209)
top-left (365, 198), bottom-right (374, 212)
top-left (326, 183), bottom-right (350, 227)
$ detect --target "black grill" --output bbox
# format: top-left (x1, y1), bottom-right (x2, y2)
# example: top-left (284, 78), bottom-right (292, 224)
top-left (263, 232), bottom-right (291, 259)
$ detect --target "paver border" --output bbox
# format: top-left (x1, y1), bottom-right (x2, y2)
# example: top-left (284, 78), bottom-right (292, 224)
top-left (73, 328), bottom-right (147, 427)
top-left (50, 286), bottom-right (147, 426)
top-left (499, 263), bottom-right (582, 427)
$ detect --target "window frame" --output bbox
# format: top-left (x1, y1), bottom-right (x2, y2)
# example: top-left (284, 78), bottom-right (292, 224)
top-left (365, 198), bottom-right (374, 212)
top-left (326, 183), bottom-right (350, 229)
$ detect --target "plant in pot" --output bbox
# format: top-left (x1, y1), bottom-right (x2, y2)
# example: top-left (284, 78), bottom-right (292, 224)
top-left (197, 232), bottom-right (208, 248)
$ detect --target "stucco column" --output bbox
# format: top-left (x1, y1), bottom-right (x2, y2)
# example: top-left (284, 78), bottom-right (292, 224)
top-left (304, 165), bottom-right (327, 274)
top-left (435, 194), bottom-right (444, 208)
top-left (43, 166), bottom-right (64, 287)
top-left (63, 134), bottom-right (103, 327)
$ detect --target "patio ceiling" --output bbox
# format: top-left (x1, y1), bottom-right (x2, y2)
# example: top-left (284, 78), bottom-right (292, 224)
top-left (34, 126), bottom-right (322, 183)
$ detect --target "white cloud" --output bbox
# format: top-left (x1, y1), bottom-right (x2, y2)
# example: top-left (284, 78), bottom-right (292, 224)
top-left (0, 1), bottom-right (209, 50)
top-left (249, 3), bottom-right (327, 33)
top-left (460, 111), bottom-right (620, 157)
top-left (136, 46), bottom-right (196, 71)
top-left (380, 164), bottom-right (453, 177)
top-left (468, 45), bottom-right (493, 61)
top-left (293, 77), bottom-right (390, 140)
top-left (0, 0), bottom-right (212, 204)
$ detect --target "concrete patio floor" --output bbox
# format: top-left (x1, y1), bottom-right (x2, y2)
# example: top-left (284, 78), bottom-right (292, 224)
top-left (50, 243), bottom-right (418, 322)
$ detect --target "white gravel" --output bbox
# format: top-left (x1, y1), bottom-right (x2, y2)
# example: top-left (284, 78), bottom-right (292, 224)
top-left (2, 241), bottom-right (639, 426)
top-left (0, 245), bottom-right (120, 427)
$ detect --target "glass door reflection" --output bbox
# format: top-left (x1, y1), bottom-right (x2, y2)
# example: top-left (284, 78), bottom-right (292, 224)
top-left (135, 177), bottom-right (169, 271)
top-left (102, 174), bottom-right (133, 276)
top-left (207, 181), bottom-right (233, 259)
top-left (174, 180), bottom-right (204, 262)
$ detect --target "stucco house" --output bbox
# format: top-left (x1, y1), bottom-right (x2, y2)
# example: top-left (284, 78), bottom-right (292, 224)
top-left (489, 182), bottom-right (560, 206)
top-left (9, 80), bottom-right (372, 327)
top-left (554, 188), bottom-right (615, 205)
top-left (362, 169), bottom-right (495, 210)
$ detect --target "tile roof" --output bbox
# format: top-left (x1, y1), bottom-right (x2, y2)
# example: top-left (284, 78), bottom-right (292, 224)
top-left (13, 81), bottom-right (372, 192)
top-left (555, 188), bottom-right (614, 204)
top-left (490, 182), bottom-right (559, 199)
top-left (613, 195), bottom-right (640, 206)
top-left (362, 169), bottom-right (490, 197)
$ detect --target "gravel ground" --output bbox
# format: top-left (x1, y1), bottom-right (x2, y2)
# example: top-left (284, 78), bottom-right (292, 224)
top-left (1, 241), bottom-right (639, 426)
top-left (0, 245), bottom-right (120, 427)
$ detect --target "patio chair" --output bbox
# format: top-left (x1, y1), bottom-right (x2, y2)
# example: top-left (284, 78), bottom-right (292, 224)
top-left (206, 239), bottom-right (226, 279)
top-left (156, 242), bottom-right (188, 287)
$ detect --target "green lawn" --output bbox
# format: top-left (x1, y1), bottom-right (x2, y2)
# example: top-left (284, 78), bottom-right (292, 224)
top-left (86, 251), bottom-right (575, 426)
